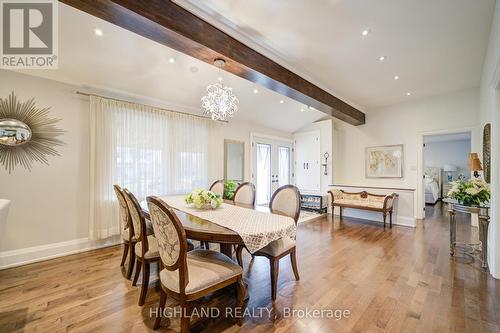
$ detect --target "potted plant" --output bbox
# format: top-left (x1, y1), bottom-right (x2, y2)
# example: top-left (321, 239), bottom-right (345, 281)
top-left (224, 180), bottom-right (237, 200)
top-left (447, 179), bottom-right (490, 206)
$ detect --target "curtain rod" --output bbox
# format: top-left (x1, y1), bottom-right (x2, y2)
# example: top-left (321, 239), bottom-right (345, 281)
top-left (75, 91), bottom-right (227, 123)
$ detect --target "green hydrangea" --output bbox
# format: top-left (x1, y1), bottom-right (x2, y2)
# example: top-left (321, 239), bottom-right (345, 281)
top-left (447, 179), bottom-right (490, 206)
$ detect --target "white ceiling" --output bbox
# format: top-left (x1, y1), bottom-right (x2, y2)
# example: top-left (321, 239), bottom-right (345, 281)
top-left (424, 132), bottom-right (471, 144)
top-left (177, 0), bottom-right (495, 110)
top-left (18, 3), bottom-right (326, 133)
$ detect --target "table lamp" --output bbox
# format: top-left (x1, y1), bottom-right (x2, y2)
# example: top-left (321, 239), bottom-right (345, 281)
top-left (469, 153), bottom-right (482, 178)
top-left (443, 164), bottom-right (457, 181)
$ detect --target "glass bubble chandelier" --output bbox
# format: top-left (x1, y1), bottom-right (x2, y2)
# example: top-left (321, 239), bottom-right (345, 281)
top-left (201, 59), bottom-right (238, 121)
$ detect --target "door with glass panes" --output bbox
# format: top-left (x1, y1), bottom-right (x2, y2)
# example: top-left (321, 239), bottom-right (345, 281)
top-left (252, 137), bottom-right (294, 206)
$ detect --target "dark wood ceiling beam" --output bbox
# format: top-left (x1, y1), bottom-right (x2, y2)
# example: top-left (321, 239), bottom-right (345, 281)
top-left (60, 0), bottom-right (366, 125)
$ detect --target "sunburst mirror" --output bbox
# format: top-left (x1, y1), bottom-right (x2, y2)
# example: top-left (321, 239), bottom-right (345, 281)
top-left (0, 92), bottom-right (64, 173)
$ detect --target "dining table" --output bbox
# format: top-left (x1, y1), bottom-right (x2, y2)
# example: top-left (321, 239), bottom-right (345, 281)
top-left (140, 197), bottom-right (294, 259)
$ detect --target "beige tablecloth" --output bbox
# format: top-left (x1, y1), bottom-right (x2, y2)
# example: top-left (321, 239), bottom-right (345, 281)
top-left (161, 196), bottom-right (296, 253)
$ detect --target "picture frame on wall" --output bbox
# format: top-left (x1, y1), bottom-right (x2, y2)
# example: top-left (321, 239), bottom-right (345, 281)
top-left (365, 144), bottom-right (404, 178)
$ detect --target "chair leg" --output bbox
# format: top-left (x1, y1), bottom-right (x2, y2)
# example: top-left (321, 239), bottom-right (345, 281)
top-left (139, 261), bottom-right (150, 306)
top-left (390, 211), bottom-right (393, 228)
top-left (120, 242), bottom-right (129, 267)
top-left (153, 288), bottom-right (167, 330)
top-left (236, 277), bottom-right (246, 326)
top-left (126, 243), bottom-right (136, 279)
top-left (236, 245), bottom-right (244, 267)
top-left (203, 241), bottom-right (210, 249)
top-left (270, 258), bottom-right (279, 301)
top-left (339, 207), bottom-right (343, 219)
top-left (290, 249), bottom-right (300, 281)
top-left (180, 301), bottom-right (192, 333)
top-left (383, 213), bottom-right (387, 229)
top-left (132, 259), bottom-right (142, 286)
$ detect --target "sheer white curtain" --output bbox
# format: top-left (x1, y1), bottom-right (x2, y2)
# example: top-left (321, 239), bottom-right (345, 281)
top-left (89, 96), bottom-right (210, 240)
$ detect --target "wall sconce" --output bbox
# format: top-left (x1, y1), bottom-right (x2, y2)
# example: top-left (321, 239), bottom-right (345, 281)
top-left (322, 152), bottom-right (330, 176)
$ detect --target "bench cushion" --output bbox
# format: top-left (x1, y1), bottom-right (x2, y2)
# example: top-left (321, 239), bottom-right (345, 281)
top-left (334, 199), bottom-right (384, 209)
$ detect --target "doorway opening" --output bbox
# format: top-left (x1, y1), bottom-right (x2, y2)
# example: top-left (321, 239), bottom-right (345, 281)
top-left (422, 132), bottom-right (471, 219)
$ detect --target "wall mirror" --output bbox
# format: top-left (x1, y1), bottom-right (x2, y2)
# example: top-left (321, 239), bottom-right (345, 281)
top-left (224, 139), bottom-right (244, 181)
top-left (483, 123), bottom-right (491, 183)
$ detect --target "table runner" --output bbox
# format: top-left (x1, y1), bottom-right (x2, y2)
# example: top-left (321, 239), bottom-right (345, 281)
top-left (160, 195), bottom-right (296, 253)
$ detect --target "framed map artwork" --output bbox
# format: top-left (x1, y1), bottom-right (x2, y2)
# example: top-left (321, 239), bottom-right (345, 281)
top-left (365, 144), bottom-right (403, 178)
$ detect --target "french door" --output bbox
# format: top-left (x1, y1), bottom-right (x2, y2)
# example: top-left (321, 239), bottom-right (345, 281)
top-left (252, 136), bottom-right (293, 206)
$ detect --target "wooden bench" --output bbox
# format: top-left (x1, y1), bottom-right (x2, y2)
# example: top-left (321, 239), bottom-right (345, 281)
top-left (328, 189), bottom-right (398, 228)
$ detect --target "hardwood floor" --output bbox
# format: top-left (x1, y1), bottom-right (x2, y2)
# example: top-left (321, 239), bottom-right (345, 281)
top-left (1, 204), bottom-right (499, 332)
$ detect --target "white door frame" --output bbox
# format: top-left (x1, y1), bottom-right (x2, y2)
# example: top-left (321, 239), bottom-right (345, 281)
top-left (416, 126), bottom-right (479, 219)
top-left (249, 132), bottom-right (294, 189)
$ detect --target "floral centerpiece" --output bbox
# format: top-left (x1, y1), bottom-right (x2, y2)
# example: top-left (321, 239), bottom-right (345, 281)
top-left (185, 189), bottom-right (223, 209)
top-left (447, 179), bottom-right (490, 206)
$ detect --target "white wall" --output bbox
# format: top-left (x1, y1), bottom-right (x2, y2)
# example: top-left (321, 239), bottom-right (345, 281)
top-left (208, 120), bottom-right (292, 183)
top-left (424, 139), bottom-right (471, 175)
top-left (334, 88), bottom-right (480, 219)
top-left (479, 0), bottom-right (500, 279)
top-left (0, 70), bottom-right (93, 265)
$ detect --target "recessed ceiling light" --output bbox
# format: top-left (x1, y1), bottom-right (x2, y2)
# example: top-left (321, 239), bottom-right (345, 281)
top-left (361, 29), bottom-right (370, 37)
top-left (253, 88), bottom-right (259, 94)
top-left (168, 57), bottom-right (175, 63)
top-left (189, 66), bottom-right (198, 73)
top-left (300, 108), bottom-right (305, 112)
top-left (93, 28), bottom-right (103, 37)
top-left (378, 56), bottom-right (386, 62)
top-left (393, 75), bottom-right (400, 80)
top-left (308, 106), bottom-right (316, 110)
top-left (406, 92), bottom-right (412, 96)
top-left (279, 100), bottom-right (284, 104)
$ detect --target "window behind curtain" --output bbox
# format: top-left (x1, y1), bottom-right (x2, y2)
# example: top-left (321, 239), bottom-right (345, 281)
top-left (89, 96), bottom-right (210, 240)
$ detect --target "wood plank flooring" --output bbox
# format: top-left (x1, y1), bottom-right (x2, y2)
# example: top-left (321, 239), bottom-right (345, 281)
top-left (1, 203), bottom-right (499, 332)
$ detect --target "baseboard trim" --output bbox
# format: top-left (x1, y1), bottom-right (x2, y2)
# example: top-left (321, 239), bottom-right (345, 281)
top-left (0, 235), bottom-right (122, 270)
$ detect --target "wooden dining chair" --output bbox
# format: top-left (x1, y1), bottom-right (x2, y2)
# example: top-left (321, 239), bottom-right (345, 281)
top-left (209, 179), bottom-right (225, 198)
top-left (237, 184), bottom-right (301, 301)
top-left (113, 185), bottom-right (137, 279)
top-left (232, 182), bottom-right (256, 207)
top-left (146, 196), bottom-right (246, 332)
top-left (123, 189), bottom-right (160, 306)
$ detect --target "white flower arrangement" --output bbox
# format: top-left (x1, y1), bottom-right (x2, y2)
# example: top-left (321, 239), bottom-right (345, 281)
top-left (185, 189), bottom-right (223, 209)
top-left (447, 179), bottom-right (490, 206)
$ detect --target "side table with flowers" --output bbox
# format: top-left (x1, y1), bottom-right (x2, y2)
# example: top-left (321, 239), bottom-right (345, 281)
top-left (444, 179), bottom-right (490, 271)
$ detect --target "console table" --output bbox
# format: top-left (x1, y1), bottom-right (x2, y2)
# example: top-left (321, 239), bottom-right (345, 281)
top-left (444, 199), bottom-right (490, 271)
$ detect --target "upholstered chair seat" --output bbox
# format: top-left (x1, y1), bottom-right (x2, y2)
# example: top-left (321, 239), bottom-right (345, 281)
top-left (147, 196), bottom-right (246, 332)
top-left (124, 189), bottom-right (161, 306)
top-left (114, 185), bottom-right (137, 279)
top-left (257, 237), bottom-right (296, 257)
top-left (135, 235), bottom-right (160, 259)
top-left (236, 184), bottom-right (301, 301)
top-left (122, 221), bottom-right (154, 242)
top-left (159, 249), bottom-right (242, 294)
